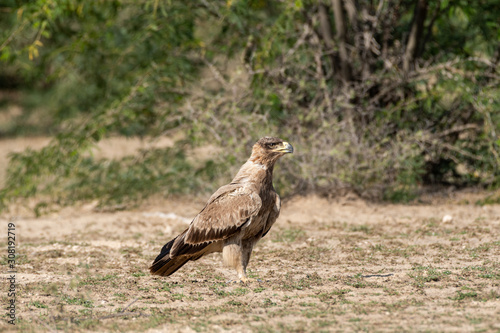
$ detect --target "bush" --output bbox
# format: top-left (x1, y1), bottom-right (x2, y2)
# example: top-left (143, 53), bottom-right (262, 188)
top-left (0, 0), bottom-right (499, 211)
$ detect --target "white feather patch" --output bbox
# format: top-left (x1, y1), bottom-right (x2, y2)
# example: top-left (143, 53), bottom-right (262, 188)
top-left (249, 160), bottom-right (267, 170)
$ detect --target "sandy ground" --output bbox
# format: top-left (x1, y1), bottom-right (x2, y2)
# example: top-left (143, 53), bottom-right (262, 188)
top-left (1, 137), bottom-right (499, 332)
top-left (1, 193), bottom-right (499, 332)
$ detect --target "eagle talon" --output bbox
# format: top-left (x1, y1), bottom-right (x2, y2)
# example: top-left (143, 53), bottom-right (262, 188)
top-left (239, 277), bottom-right (259, 284)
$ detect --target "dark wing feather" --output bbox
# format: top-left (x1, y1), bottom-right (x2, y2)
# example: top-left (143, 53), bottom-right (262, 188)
top-left (150, 255), bottom-right (191, 276)
top-left (261, 193), bottom-right (281, 238)
top-left (150, 231), bottom-right (191, 276)
top-left (153, 236), bottom-right (177, 264)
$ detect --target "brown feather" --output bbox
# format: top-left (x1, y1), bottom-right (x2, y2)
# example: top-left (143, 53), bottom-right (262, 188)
top-left (150, 256), bottom-right (191, 276)
top-left (149, 137), bottom-right (292, 280)
top-left (183, 186), bottom-right (262, 245)
top-left (261, 194), bottom-right (281, 238)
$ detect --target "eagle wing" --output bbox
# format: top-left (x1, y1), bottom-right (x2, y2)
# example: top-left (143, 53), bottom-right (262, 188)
top-left (172, 185), bottom-right (262, 254)
top-left (261, 193), bottom-right (281, 238)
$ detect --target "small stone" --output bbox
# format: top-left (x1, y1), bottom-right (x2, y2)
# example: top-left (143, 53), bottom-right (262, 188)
top-left (442, 215), bottom-right (453, 223)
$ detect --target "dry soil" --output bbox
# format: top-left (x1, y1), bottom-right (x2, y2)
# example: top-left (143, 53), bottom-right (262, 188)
top-left (1, 193), bottom-right (499, 332)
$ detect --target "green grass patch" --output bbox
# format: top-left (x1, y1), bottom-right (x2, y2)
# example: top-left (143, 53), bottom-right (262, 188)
top-left (62, 295), bottom-right (94, 308)
top-left (29, 301), bottom-right (48, 309)
top-left (272, 228), bottom-right (306, 243)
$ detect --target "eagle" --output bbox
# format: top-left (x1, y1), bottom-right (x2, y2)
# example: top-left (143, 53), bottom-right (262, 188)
top-left (150, 137), bottom-right (293, 282)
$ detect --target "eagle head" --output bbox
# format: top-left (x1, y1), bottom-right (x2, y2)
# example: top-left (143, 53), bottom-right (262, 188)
top-left (250, 137), bottom-right (293, 166)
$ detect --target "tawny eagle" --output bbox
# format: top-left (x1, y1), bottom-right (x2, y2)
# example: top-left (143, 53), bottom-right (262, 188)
top-left (150, 137), bottom-right (293, 282)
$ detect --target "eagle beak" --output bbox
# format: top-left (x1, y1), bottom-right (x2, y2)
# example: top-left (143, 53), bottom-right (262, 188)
top-left (274, 141), bottom-right (294, 154)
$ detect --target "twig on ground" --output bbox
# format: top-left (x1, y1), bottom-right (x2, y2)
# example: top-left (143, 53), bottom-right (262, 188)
top-left (120, 297), bottom-right (140, 313)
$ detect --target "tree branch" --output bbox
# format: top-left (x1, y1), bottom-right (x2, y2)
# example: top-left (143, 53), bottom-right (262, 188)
top-left (332, 0), bottom-right (352, 83)
top-left (403, 0), bottom-right (428, 73)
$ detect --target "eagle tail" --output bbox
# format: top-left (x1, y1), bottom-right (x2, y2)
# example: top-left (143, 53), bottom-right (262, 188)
top-left (153, 236), bottom-right (176, 264)
top-left (150, 255), bottom-right (191, 276)
top-left (150, 231), bottom-right (212, 276)
top-left (150, 234), bottom-right (189, 276)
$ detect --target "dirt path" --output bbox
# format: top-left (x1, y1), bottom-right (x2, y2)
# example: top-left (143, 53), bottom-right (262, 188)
top-left (1, 194), bottom-right (499, 332)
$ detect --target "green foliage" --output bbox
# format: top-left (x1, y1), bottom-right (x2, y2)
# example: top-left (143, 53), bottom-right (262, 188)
top-left (1, 139), bottom-right (220, 209)
top-left (452, 290), bottom-right (478, 301)
top-left (0, 0), bottom-right (499, 210)
top-left (0, 1), bottom-right (217, 209)
top-left (475, 192), bottom-right (500, 206)
top-left (29, 301), bottom-right (48, 309)
top-left (272, 228), bottom-right (306, 243)
top-left (62, 295), bottom-right (94, 308)
top-left (408, 265), bottom-right (451, 289)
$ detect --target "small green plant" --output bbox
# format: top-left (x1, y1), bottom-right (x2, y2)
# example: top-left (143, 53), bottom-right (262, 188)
top-left (209, 284), bottom-right (229, 297)
top-left (227, 300), bottom-right (243, 306)
top-left (113, 293), bottom-right (127, 300)
top-left (29, 301), bottom-right (48, 309)
top-left (159, 282), bottom-right (184, 292)
top-left (247, 269), bottom-right (260, 279)
top-left (345, 275), bottom-right (366, 289)
top-left (62, 295), bottom-right (94, 308)
top-left (171, 293), bottom-right (185, 300)
top-left (263, 298), bottom-right (277, 307)
top-left (231, 287), bottom-right (249, 296)
top-left (272, 228), bottom-right (305, 243)
top-left (350, 225), bottom-right (371, 234)
top-left (408, 265), bottom-right (449, 288)
top-left (452, 290), bottom-right (478, 301)
top-left (78, 274), bottom-right (118, 286)
top-left (475, 193), bottom-right (500, 206)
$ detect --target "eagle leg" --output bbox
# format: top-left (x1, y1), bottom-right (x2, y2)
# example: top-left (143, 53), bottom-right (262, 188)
top-left (239, 241), bottom-right (255, 282)
top-left (222, 239), bottom-right (256, 282)
top-left (222, 239), bottom-right (254, 282)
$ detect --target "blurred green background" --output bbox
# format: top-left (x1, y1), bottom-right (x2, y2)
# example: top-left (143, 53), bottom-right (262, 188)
top-left (0, 0), bottom-right (499, 211)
